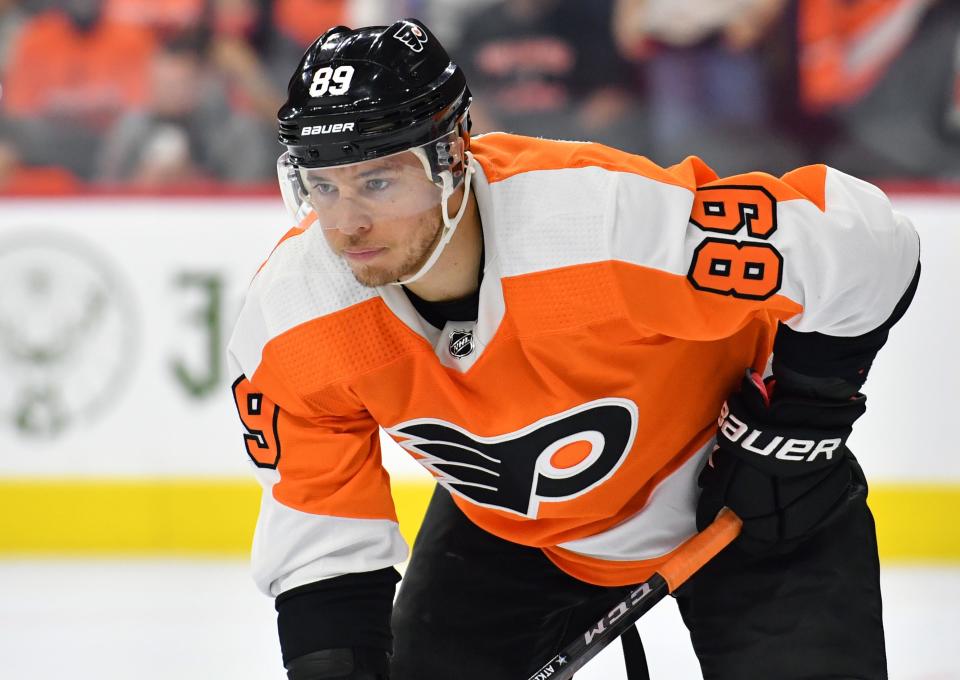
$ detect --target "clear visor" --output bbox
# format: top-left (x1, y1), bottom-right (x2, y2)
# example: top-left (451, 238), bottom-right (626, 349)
top-left (277, 131), bottom-right (464, 230)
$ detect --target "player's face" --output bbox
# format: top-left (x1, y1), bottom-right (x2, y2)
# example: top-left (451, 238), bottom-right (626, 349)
top-left (304, 154), bottom-right (445, 287)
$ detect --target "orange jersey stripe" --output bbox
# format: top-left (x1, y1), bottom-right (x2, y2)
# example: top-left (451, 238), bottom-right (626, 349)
top-left (474, 133), bottom-right (828, 211)
top-left (781, 164), bottom-right (828, 212)
top-left (472, 133), bottom-right (692, 189)
top-left (503, 261), bottom-right (801, 343)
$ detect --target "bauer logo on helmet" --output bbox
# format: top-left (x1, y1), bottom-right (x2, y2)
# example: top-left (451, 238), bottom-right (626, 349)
top-left (300, 123), bottom-right (356, 136)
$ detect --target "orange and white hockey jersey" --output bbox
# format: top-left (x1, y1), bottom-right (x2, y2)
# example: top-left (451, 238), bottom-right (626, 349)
top-left (227, 133), bottom-right (919, 596)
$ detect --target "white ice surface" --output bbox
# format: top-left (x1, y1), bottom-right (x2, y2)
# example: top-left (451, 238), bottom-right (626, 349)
top-left (0, 560), bottom-right (956, 679)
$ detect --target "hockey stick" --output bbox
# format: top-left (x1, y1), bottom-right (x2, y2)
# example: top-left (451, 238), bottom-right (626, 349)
top-left (526, 508), bottom-right (742, 680)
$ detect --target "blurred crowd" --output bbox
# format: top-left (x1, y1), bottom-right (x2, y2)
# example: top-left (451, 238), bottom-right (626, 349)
top-left (0, 0), bottom-right (958, 192)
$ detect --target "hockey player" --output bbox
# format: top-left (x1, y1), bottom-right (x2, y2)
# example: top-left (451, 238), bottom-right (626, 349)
top-left (228, 18), bottom-right (920, 680)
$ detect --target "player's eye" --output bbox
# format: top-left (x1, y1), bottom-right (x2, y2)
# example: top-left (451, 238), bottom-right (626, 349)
top-left (364, 178), bottom-right (391, 192)
top-left (312, 182), bottom-right (337, 195)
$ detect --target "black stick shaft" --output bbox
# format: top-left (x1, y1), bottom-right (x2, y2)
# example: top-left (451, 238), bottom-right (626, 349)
top-left (526, 575), bottom-right (669, 680)
top-left (525, 509), bottom-right (742, 680)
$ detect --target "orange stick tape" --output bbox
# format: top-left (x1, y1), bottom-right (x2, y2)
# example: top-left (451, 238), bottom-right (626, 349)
top-left (659, 508), bottom-right (743, 592)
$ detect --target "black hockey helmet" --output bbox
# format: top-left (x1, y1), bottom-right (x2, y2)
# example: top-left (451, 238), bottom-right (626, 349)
top-left (276, 19), bottom-right (476, 285)
top-left (278, 18), bottom-right (471, 173)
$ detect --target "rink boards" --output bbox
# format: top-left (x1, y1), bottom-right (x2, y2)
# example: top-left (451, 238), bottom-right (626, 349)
top-left (0, 192), bottom-right (956, 560)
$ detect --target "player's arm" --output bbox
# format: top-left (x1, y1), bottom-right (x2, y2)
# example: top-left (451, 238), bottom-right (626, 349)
top-left (692, 164), bottom-right (921, 552)
top-left (697, 280), bottom-right (917, 554)
top-left (229, 361), bottom-right (405, 678)
top-left (225, 234), bottom-right (410, 678)
top-left (770, 253), bottom-right (920, 397)
top-left (278, 570), bottom-right (398, 680)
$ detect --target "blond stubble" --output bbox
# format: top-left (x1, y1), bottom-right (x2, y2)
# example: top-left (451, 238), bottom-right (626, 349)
top-left (346, 212), bottom-right (443, 287)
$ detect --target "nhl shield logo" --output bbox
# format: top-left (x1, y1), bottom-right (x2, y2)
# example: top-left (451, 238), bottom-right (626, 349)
top-left (393, 22), bottom-right (429, 53)
top-left (448, 329), bottom-right (474, 358)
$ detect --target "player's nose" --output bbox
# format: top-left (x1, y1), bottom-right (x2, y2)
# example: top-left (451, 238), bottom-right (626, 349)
top-left (329, 198), bottom-right (373, 235)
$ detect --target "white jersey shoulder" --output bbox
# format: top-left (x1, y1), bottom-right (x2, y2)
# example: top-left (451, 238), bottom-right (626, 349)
top-left (472, 134), bottom-right (696, 280)
top-left (227, 224), bottom-right (377, 381)
top-left (773, 166), bottom-right (919, 335)
top-left (476, 135), bottom-right (918, 339)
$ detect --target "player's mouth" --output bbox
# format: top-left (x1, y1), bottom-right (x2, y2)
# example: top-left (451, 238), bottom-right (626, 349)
top-left (342, 247), bottom-right (387, 262)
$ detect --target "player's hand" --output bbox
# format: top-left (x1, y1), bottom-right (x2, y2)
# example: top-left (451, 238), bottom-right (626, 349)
top-left (696, 370), bottom-right (868, 554)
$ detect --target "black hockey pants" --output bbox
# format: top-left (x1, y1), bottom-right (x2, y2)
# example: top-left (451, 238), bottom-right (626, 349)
top-left (391, 486), bottom-right (886, 680)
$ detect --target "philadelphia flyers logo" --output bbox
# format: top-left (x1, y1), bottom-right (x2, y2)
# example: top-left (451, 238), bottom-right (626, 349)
top-left (393, 22), bottom-right (429, 53)
top-left (386, 398), bottom-right (638, 517)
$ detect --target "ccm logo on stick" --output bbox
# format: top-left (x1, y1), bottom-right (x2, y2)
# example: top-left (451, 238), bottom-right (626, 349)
top-left (301, 123), bottom-right (355, 135)
top-left (584, 583), bottom-right (652, 646)
top-left (718, 403), bottom-right (842, 462)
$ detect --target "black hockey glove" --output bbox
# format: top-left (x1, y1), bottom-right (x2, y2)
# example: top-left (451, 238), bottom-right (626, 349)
top-left (285, 647), bottom-right (388, 680)
top-left (696, 370), bottom-right (868, 555)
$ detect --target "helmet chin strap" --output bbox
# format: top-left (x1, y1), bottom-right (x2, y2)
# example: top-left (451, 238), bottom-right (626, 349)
top-left (392, 150), bottom-right (476, 287)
